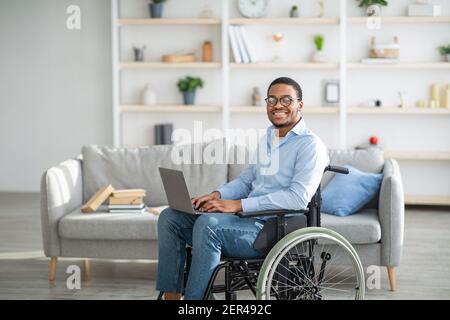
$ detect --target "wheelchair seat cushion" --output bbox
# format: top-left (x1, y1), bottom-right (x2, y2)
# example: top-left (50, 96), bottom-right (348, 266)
top-left (321, 165), bottom-right (383, 217)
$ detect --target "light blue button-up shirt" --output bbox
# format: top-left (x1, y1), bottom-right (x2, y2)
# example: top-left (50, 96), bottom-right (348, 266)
top-left (217, 118), bottom-right (329, 212)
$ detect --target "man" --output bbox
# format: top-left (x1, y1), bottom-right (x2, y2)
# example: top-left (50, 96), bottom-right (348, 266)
top-left (157, 77), bottom-right (329, 300)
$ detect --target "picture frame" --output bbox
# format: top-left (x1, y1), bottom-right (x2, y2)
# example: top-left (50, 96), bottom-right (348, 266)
top-left (323, 80), bottom-right (340, 105)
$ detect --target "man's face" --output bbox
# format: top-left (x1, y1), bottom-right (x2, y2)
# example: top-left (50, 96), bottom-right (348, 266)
top-left (266, 83), bottom-right (302, 128)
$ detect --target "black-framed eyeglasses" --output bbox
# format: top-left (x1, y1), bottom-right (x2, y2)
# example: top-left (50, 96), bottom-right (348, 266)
top-left (265, 96), bottom-right (301, 108)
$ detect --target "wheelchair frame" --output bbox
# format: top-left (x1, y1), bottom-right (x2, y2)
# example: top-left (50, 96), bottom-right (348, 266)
top-left (157, 165), bottom-right (354, 300)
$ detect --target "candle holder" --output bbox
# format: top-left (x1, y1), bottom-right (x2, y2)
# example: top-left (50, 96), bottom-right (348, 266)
top-left (271, 33), bottom-right (284, 62)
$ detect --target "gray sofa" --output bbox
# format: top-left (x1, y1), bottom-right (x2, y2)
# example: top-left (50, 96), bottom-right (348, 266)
top-left (40, 144), bottom-right (404, 291)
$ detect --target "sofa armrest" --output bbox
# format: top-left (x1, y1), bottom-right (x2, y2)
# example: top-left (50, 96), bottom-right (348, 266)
top-left (378, 158), bottom-right (405, 267)
top-left (40, 157), bottom-right (83, 257)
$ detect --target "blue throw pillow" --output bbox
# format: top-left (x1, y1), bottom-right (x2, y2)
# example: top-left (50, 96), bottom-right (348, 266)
top-left (321, 165), bottom-right (383, 217)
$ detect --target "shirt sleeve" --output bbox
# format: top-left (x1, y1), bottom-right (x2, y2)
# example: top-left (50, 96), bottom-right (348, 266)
top-left (216, 164), bottom-right (255, 200)
top-left (241, 139), bottom-right (329, 212)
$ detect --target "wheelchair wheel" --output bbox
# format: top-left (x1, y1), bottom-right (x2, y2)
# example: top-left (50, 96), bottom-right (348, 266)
top-left (257, 227), bottom-right (365, 300)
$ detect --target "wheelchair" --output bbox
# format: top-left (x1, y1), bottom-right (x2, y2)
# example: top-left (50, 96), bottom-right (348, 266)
top-left (158, 165), bottom-right (365, 300)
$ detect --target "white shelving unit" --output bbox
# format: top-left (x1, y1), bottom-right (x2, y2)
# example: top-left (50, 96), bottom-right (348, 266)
top-left (111, 0), bottom-right (450, 205)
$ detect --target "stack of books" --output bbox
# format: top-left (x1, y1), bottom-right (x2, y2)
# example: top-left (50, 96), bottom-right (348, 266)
top-left (108, 189), bottom-right (147, 213)
top-left (228, 25), bottom-right (257, 64)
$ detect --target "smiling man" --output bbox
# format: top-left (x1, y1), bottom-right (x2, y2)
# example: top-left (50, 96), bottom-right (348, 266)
top-left (156, 77), bottom-right (329, 300)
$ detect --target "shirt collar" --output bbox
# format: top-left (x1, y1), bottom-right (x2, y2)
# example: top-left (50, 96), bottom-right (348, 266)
top-left (268, 117), bottom-right (307, 139)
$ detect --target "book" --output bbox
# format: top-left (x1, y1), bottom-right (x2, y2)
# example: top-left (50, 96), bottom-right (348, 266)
top-left (155, 124), bottom-right (164, 145)
top-left (155, 123), bottom-right (173, 145)
top-left (228, 26), bottom-right (242, 63)
top-left (81, 184), bottom-right (115, 213)
top-left (112, 189), bottom-right (146, 198)
top-left (233, 25), bottom-right (250, 63)
top-left (108, 207), bottom-right (148, 214)
top-left (162, 123), bottom-right (173, 145)
top-left (238, 26), bottom-right (257, 63)
top-left (108, 203), bottom-right (145, 209)
top-left (109, 195), bottom-right (144, 205)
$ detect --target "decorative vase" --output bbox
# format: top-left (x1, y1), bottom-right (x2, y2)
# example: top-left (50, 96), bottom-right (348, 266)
top-left (199, 3), bottom-right (214, 18)
top-left (149, 3), bottom-right (163, 18)
top-left (182, 91), bottom-right (196, 105)
top-left (252, 87), bottom-right (261, 106)
top-left (365, 4), bottom-right (381, 17)
top-left (311, 50), bottom-right (327, 63)
top-left (317, 0), bottom-right (325, 18)
top-left (202, 41), bottom-right (213, 62)
top-left (141, 84), bottom-right (157, 105)
top-left (133, 46), bottom-right (146, 62)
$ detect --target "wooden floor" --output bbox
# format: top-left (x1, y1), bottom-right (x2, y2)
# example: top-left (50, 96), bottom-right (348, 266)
top-left (0, 192), bottom-right (449, 300)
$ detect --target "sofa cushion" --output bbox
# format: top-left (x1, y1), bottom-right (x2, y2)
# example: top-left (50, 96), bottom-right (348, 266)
top-left (59, 207), bottom-right (162, 240)
top-left (321, 208), bottom-right (381, 244)
top-left (82, 142), bottom-right (229, 207)
top-left (321, 165), bottom-right (383, 217)
top-left (321, 148), bottom-right (384, 188)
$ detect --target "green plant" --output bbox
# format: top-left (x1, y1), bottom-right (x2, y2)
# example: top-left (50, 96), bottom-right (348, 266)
top-left (177, 76), bottom-right (204, 93)
top-left (356, 0), bottom-right (388, 8)
top-left (314, 35), bottom-right (324, 51)
top-left (438, 44), bottom-right (450, 55)
top-left (151, 0), bottom-right (166, 4)
top-left (292, 5), bottom-right (298, 10)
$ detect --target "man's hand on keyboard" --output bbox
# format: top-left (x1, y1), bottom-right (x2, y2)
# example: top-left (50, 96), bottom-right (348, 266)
top-left (200, 199), bottom-right (243, 213)
top-left (192, 191), bottom-right (221, 210)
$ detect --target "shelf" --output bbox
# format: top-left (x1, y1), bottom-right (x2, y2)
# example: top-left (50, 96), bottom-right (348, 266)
top-left (229, 17), bottom-right (339, 25)
top-left (348, 62), bottom-right (450, 69)
top-left (384, 150), bottom-right (450, 161)
top-left (231, 106), bottom-right (339, 114)
top-left (120, 62), bottom-right (221, 69)
top-left (347, 16), bottom-right (450, 24)
top-left (120, 105), bottom-right (221, 113)
top-left (230, 62), bottom-right (339, 69)
top-left (117, 18), bottom-right (221, 25)
top-left (348, 107), bottom-right (450, 115)
top-left (405, 195), bottom-right (450, 206)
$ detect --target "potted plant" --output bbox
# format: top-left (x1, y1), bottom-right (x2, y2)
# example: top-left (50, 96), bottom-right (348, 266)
top-left (149, 0), bottom-right (166, 19)
top-left (177, 76), bottom-right (204, 105)
top-left (311, 34), bottom-right (327, 63)
top-left (438, 44), bottom-right (450, 62)
top-left (356, 0), bottom-right (388, 16)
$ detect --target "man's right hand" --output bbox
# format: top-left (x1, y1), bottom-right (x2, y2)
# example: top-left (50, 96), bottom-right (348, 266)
top-left (192, 191), bottom-right (221, 210)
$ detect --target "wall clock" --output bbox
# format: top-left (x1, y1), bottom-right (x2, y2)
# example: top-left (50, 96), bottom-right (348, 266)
top-left (238, 0), bottom-right (269, 18)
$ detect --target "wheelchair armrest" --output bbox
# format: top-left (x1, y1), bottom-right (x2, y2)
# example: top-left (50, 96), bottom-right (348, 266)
top-left (235, 209), bottom-right (309, 218)
top-left (324, 165), bottom-right (349, 175)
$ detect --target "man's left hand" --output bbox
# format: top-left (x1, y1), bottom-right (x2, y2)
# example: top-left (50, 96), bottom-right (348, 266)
top-left (200, 199), bottom-right (242, 213)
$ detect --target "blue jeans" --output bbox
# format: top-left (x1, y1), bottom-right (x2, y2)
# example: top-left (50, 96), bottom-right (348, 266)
top-left (156, 208), bottom-right (265, 300)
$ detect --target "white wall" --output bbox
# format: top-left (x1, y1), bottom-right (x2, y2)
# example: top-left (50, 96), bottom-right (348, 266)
top-left (0, 0), bottom-right (112, 192)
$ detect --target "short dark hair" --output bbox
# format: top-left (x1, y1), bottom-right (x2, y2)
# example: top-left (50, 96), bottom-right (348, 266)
top-left (267, 77), bottom-right (303, 101)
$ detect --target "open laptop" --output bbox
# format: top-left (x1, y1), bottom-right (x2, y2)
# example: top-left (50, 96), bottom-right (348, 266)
top-left (159, 167), bottom-right (203, 214)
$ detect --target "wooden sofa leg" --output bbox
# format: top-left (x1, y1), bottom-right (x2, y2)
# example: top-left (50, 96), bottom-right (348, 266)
top-left (83, 258), bottom-right (90, 280)
top-left (387, 266), bottom-right (396, 291)
top-left (49, 257), bottom-right (58, 281)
